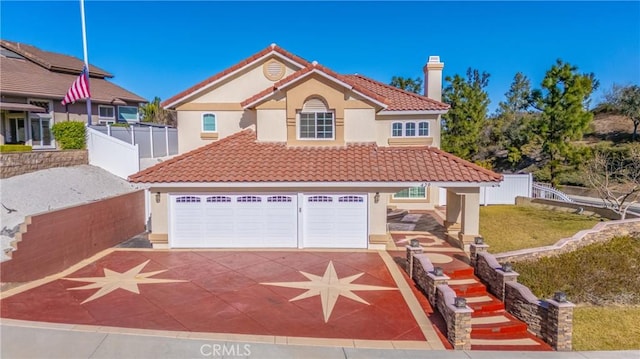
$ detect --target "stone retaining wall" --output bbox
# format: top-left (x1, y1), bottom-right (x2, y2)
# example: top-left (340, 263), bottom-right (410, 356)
top-left (0, 150), bottom-right (88, 178)
top-left (406, 247), bottom-right (472, 350)
top-left (470, 243), bottom-right (574, 351)
top-left (494, 218), bottom-right (640, 263)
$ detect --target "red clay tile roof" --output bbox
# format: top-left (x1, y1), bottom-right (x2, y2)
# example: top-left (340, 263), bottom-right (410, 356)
top-left (343, 75), bottom-right (449, 111)
top-left (161, 44), bottom-right (312, 108)
top-left (241, 63), bottom-right (389, 108)
top-left (129, 129), bottom-right (501, 184)
top-left (1, 40), bottom-right (112, 78)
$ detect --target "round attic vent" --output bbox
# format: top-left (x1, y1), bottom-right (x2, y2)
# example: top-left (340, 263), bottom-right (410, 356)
top-left (263, 59), bottom-right (285, 81)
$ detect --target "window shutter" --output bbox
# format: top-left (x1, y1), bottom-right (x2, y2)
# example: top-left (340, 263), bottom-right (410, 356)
top-left (302, 98), bottom-right (328, 112)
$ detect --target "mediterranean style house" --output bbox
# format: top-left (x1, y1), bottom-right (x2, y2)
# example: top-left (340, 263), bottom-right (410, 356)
top-left (0, 40), bottom-right (146, 149)
top-left (129, 44), bottom-right (501, 250)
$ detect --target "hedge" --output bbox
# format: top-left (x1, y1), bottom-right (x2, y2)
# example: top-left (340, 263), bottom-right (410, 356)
top-left (51, 121), bottom-right (86, 149)
top-left (0, 145), bottom-right (33, 153)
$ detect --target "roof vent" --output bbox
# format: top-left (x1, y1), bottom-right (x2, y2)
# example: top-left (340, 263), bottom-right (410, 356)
top-left (428, 56), bottom-right (441, 63)
top-left (270, 43), bottom-right (277, 48)
top-left (312, 60), bottom-right (318, 66)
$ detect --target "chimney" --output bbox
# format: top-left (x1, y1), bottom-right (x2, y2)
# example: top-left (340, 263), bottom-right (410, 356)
top-left (423, 56), bottom-right (444, 102)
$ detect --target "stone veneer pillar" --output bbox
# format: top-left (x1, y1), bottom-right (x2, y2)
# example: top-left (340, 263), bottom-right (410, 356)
top-left (406, 245), bottom-right (423, 278)
top-left (546, 299), bottom-right (575, 351)
top-left (469, 242), bottom-right (489, 268)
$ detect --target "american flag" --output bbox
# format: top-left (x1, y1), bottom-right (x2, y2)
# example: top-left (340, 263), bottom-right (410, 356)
top-left (61, 65), bottom-right (91, 105)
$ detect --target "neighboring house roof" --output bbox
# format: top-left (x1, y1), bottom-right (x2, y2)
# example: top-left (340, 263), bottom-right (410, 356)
top-left (129, 129), bottom-right (502, 184)
top-left (161, 44), bottom-right (312, 108)
top-left (1, 40), bottom-right (112, 78)
top-left (344, 75), bottom-right (449, 112)
top-left (162, 44), bottom-right (449, 112)
top-left (0, 41), bottom-right (147, 104)
top-left (241, 62), bottom-right (389, 109)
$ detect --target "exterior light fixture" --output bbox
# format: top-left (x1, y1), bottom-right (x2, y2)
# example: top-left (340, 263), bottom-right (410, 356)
top-left (501, 262), bottom-right (513, 272)
top-left (433, 267), bottom-right (444, 276)
top-left (155, 192), bottom-right (161, 203)
top-left (554, 291), bottom-right (568, 303)
top-left (410, 239), bottom-right (420, 248)
top-left (374, 192), bottom-right (380, 203)
top-left (474, 237), bottom-right (484, 245)
top-left (454, 297), bottom-right (467, 308)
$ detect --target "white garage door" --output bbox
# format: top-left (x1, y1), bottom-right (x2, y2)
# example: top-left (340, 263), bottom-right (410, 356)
top-left (170, 194), bottom-right (298, 248)
top-left (302, 194), bottom-right (368, 248)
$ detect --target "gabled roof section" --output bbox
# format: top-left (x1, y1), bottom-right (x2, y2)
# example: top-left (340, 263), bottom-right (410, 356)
top-left (344, 75), bottom-right (450, 112)
top-left (129, 129), bottom-right (502, 184)
top-left (1, 40), bottom-right (112, 78)
top-left (161, 44), bottom-right (312, 109)
top-left (241, 62), bottom-right (389, 109)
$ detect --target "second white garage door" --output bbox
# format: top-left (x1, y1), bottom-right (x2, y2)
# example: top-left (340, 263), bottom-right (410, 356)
top-left (302, 194), bottom-right (368, 248)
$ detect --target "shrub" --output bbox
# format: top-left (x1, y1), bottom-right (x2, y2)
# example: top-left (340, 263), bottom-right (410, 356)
top-left (0, 144), bottom-right (32, 153)
top-left (51, 121), bottom-right (86, 149)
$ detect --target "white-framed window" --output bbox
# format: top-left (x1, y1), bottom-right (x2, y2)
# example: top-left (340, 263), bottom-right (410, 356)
top-left (391, 121), bottom-right (430, 137)
top-left (118, 106), bottom-right (139, 123)
top-left (202, 113), bottom-right (217, 132)
top-left (98, 105), bottom-right (115, 119)
top-left (299, 97), bottom-right (334, 140)
top-left (393, 187), bottom-right (427, 199)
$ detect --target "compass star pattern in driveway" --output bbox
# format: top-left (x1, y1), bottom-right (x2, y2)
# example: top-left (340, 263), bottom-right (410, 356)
top-left (261, 261), bottom-right (397, 322)
top-left (62, 260), bottom-right (187, 304)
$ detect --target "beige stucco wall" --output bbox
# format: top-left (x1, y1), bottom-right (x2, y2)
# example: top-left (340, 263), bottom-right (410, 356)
top-left (150, 192), bottom-right (169, 235)
top-left (344, 108), bottom-right (377, 143)
top-left (374, 114), bottom-right (441, 148)
top-left (256, 108), bottom-right (287, 142)
top-left (177, 110), bottom-right (255, 153)
top-left (191, 58), bottom-right (299, 103)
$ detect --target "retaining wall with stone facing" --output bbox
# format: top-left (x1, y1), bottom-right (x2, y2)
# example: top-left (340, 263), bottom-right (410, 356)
top-left (406, 247), bottom-right (472, 350)
top-left (470, 244), bottom-right (574, 351)
top-left (0, 150), bottom-right (88, 178)
top-left (494, 218), bottom-right (640, 263)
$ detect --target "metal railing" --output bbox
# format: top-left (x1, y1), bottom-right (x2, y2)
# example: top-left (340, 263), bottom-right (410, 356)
top-left (532, 182), bottom-right (574, 202)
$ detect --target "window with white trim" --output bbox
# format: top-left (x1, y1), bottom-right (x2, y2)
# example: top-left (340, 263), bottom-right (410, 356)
top-left (391, 121), bottom-right (430, 137)
top-left (299, 97), bottom-right (334, 140)
top-left (202, 113), bottom-right (217, 132)
top-left (98, 105), bottom-right (115, 119)
top-left (393, 187), bottom-right (426, 199)
top-left (118, 106), bottom-right (139, 123)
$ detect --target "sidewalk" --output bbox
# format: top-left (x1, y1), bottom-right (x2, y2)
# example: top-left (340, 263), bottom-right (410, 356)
top-left (1, 322), bottom-right (638, 359)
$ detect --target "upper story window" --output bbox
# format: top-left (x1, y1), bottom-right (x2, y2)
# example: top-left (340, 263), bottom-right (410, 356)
top-left (391, 121), bottom-right (430, 137)
top-left (202, 113), bottom-right (217, 132)
top-left (118, 106), bottom-right (139, 123)
top-left (299, 97), bottom-right (334, 140)
top-left (98, 105), bottom-right (115, 119)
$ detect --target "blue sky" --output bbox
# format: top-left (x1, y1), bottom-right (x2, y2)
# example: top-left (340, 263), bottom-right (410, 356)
top-left (1, 1), bottom-right (639, 113)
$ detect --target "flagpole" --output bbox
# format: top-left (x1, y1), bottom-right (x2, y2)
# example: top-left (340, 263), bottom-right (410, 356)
top-left (80, 0), bottom-right (92, 125)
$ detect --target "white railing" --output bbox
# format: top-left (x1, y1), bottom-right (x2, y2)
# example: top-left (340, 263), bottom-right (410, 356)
top-left (532, 182), bottom-right (574, 202)
top-left (86, 127), bottom-right (139, 179)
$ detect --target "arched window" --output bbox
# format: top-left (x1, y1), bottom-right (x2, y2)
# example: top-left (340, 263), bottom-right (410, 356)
top-left (202, 113), bottom-right (217, 132)
top-left (299, 97), bottom-right (334, 140)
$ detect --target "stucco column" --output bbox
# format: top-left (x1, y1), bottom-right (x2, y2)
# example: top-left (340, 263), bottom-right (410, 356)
top-left (458, 189), bottom-right (480, 250)
top-left (444, 189), bottom-right (462, 232)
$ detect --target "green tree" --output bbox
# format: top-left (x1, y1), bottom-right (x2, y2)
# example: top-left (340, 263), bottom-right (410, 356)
top-left (531, 59), bottom-right (598, 186)
top-left (441, 68), bottom-right (490, 160)
top-left (140, 97), bottom-right (176, 126)
top-left (603, 84), bottom-right (640, 140)
top-left (389, 76), bottom-right (423, 94)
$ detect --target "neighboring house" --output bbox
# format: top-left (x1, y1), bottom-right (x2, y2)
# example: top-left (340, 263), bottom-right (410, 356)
top-left (0, 40), bottom-right (147, 149)
top-left (129, 44), bottom-right (502, 250)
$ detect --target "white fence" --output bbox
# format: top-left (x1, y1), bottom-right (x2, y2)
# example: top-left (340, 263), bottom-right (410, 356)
top-left (439, 173), bottom-right (533, 206)
top-left (89, 125), bottom-right (178, 159)
top-left (86, 127), bottom-right (139, 179)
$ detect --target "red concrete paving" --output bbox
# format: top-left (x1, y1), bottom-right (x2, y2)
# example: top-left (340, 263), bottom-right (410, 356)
top-left (1, 250), bottom-right (426, 342)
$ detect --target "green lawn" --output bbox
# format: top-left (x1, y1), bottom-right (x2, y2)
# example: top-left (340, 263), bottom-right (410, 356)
top-left (513, 236), bottom-right (640, 351)
top-left (479, 205), bottom-right (601, 253)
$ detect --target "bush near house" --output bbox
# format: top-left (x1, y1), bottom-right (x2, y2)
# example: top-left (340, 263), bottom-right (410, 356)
top-left (0, 145), bottom-right (32, 153)
top-left (51, 121), bottom-right (86, 149)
